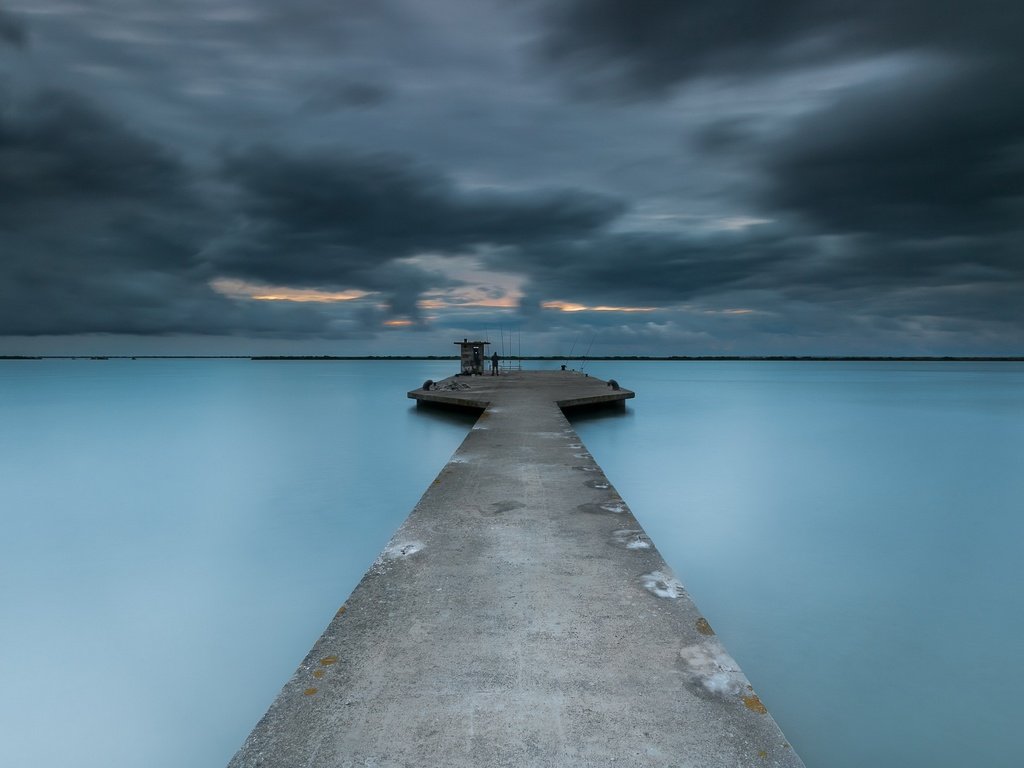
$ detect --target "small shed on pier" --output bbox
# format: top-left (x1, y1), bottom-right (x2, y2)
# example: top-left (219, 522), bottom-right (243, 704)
top-left (455, 339), bottom-right (490, 375)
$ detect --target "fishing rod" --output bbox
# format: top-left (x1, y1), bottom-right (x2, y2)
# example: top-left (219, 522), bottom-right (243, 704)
top-left (565, 334), bottom-right (580, 369)
top-left (579, 333), bottom-right (596, 372)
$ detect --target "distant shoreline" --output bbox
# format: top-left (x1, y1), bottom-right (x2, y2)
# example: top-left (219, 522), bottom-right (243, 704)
top-left (3, 355), bottom-right (1022, 362)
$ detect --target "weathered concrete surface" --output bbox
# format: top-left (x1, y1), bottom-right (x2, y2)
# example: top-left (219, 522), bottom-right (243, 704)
top-left (229, 371), bottom-right (804, 767)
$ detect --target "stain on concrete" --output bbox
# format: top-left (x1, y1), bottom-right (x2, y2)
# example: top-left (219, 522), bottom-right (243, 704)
top-left (384, 541), bottom-right (423, 559)
top-left (303, 688), bottom-right (318, 696)
top-left (696, 617), bottom-right (715, 636)
top-left (678, 642), bottom-right (749, 698)
top-left (641, 571), bottom-right (685, 598)
top-left (743, 695), bottom-right (768, 714)
top-left (483, 500), bottom-right (525, 515)
top-left (320, 656), bottom-right (339, 666)
top-left (577, 500), bottom-right (628, 516)
top-left (313, 669), bottom-right (325, 679)
top-left (611, 528), bottom-right (652, 550)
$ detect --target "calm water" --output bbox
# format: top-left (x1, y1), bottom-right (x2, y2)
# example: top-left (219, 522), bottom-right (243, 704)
top-left (573, 361), bottom-right (1024, 768)
top-left (1, 360), bottom-right (1021, 767)
top-left (0, 360), bottom-right (473, 768)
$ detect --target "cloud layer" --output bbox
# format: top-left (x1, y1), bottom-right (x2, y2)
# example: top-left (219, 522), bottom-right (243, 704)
top-left (1, 0), bottom-right (1022, 354)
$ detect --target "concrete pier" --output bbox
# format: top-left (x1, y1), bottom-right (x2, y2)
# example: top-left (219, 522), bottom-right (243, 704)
top-left (229, 371), bottom-right (804, 767)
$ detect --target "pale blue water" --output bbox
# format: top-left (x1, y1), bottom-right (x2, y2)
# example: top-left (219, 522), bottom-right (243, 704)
top-left (572, 361), bottom-right (1024, 768)
top-left (0, 360), bottom-right (472, 768)
top-left (1, 360), bottom-right (1021, 767)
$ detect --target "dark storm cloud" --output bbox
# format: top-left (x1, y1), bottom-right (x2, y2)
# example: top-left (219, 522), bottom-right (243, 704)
top-left (539, 0), bottom-right (1024, 95)
top-left (501, 227), bottom-right (803, 307)
top-left (1, 81), bottom-right (634, 337)
top-left (502, 222), bottom-right (1020, 314)
top-left (691, 117), bottom-right (760, 155)
top-left (0, 89), bottom-right (186, 214)
top-left (737, 64), bottom-right (1024, 327)
top-left (502, 220), bottom-right (1022, 349)
top-left (2, 0), bottom-right (1022, 353)
top-left (763, 65), bottom-right (1024, 238)
top-left (0, 87), bottom-right (201, 278)
top-left (1, 88), bottom-right (207, 334)
top-left (301, 81), bottom-right (392, 112)
top-left (0, 88), bottom-right (371, 338)
top-left (213, 146), bottom-right (625, 285)
top-left (530, 0), bottom-right (1024, 352)
top-left (769, 234), bottom-right (1022, 295)
top-left (0, 7), bottom-right (27, 49)
top-left (228, 0), bottom-right (410, 50)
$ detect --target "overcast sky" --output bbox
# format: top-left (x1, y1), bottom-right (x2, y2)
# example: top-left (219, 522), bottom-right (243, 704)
top-left (1, 1), bottom-right (1022, 355)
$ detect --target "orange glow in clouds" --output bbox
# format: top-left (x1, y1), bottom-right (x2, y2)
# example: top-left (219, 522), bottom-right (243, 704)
top-left (250, 289), bottom-right (369, 302)
top-left (417, 294), bottom-right (520, 310)
top-left (542, 300), bottom-right (657, 313)
top-left (210, 278), bottom-right (370, 303)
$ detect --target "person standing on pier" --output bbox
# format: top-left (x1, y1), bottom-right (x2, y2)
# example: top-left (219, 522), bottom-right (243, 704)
top-left (491, 351), bottom-right (499, 375)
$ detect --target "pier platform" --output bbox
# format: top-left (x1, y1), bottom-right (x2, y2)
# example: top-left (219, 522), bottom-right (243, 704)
top-left (229, 370), bottom-right (803, 767)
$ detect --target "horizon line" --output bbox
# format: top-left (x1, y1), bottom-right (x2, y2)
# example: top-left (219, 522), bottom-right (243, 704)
top-left (3, 355), bottom-right (1023, 362)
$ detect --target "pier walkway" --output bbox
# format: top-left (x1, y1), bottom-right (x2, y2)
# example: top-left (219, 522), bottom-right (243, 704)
top-left (229, 370), bottom-right (803, 767)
